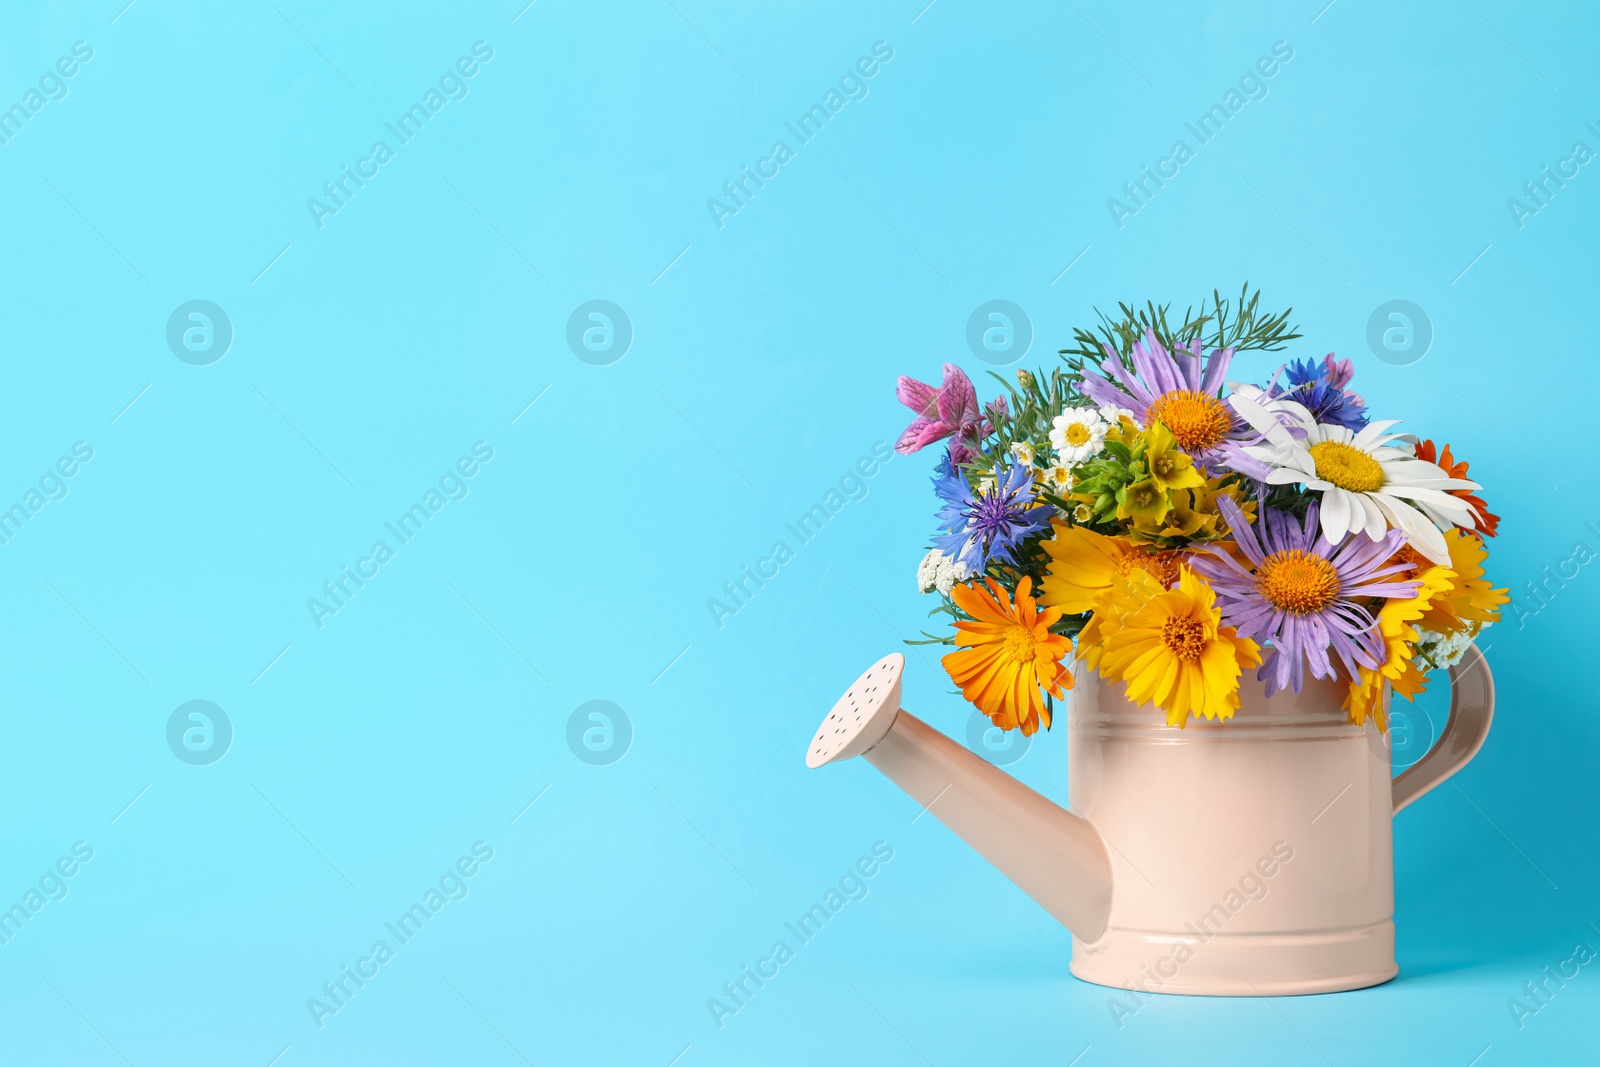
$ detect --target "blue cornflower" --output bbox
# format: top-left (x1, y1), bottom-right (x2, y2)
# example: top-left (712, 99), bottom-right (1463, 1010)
top-left (1276, 356), bottom-right (1368, 431)
top-left (931, 462), bottom-right (1055, 572)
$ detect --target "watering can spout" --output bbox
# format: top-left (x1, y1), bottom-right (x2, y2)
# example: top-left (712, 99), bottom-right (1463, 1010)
top-left (806, 653), bottom-right (1113, 943)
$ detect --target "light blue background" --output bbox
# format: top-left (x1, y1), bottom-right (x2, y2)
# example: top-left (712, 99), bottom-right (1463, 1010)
top-left (0, 0), bottom-right (1594, 1063)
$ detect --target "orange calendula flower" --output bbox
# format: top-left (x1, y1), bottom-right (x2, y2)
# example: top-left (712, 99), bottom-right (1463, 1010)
top-left (942, 576), bottom-right (1073, 736)
top-left (1415, 440), bottom-right (1499, 537)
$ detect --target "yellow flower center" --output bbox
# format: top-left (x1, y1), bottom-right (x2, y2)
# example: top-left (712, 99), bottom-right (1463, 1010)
top-left (1161, 615), bottom-right (1206, 661)
top-left (1256, 549), bottom-right (1340, 614)
top-left (1146, 390), bottom-right (1232, 453)
top-left (1064, 423), bottom-right (1092, 446)
top-left (1001, 624), bottom-right (1038, 665)
top-left (1308, 440), bottom-right (1385, 493)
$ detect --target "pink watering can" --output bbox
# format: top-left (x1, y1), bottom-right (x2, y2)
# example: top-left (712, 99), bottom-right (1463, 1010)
top-left (806, 648), bottom-right (1493, 995)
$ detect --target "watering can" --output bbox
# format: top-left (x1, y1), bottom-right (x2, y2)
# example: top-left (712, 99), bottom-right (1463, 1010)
top-left (805, 648), bottom-right (1493, 995)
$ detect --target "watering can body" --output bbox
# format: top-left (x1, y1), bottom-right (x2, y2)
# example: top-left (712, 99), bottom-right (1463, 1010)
top-left (806, 647), bottom-right (1494, 996)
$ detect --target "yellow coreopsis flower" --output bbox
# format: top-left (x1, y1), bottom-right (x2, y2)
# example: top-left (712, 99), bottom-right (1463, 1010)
top-left (1073, 568), bottom-right (1168, 673)
top-left (1092, 566), bottom-right (1262, 727)
top-left (1419, 529), bottom-right (1508, 635)
top-left (1344, 565), bottom-right (1457, 728)
top-left (1038, 523), bottom-right (1184, 614)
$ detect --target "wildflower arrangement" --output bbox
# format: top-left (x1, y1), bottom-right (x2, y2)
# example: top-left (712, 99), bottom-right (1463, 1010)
top-left (899, 288), bottom-right (1507, 735)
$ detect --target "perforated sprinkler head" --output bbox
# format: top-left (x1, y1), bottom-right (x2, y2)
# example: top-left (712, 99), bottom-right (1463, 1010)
top-left (805, 652), bottom-right (905, 768)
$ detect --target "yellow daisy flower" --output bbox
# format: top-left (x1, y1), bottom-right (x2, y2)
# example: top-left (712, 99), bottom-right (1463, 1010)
top-left (1092, 566), bottom-right (1262, 727)
top-left (1344, 564), bottom-right (1456, 728)
top-left (1418, 529), bottom-right (1508, 635)
top-left (1039, 523), bottom-right (1187, 614)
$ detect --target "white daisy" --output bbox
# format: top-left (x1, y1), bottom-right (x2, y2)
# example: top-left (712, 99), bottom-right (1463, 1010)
top-left (1010, 441), bottom-right (1037, 467)
top-left (1049, 407), bottom-right (1107, 465)
top-left (1229, 392), bottom-right (1480, 564)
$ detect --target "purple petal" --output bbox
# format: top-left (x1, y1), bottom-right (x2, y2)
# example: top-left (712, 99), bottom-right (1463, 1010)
top-left (1199, 347), bottom-right (1235, 394)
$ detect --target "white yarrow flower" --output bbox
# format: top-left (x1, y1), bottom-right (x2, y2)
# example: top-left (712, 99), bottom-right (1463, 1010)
top-left (916, 549), bottom-right (946, 594)
top-left (1049, 408), bottom-right (1107, 465)
top-left (1418, 626), bottom-right (1478, 669)
top-left (934, 555), bottom-right (973, 596)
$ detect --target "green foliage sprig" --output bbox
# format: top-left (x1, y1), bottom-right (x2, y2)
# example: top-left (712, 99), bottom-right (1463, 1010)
top-left (1057, 283), bottom-right (1300, 393)
top-left (978, 285), bottom-right (1298, 470)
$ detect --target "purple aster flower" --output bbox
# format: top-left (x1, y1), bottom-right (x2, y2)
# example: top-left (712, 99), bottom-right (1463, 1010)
top-left (1266, 354), bottom-right (1368, 431)
top-left (895, 363), bottom-right (994, 457)
top-left (931, 462), bottom-right (1054, 572)
top-left (1078, 330), bottom-right (1249, 463)
top-left (1191, 496), bottom-right (1420, 696)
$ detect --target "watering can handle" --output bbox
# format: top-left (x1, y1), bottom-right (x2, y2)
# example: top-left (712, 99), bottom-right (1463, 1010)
top-left (1391, 641), bottom-right (1495, 814)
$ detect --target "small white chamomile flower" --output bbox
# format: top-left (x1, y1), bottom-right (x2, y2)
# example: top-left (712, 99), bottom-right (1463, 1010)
top-left (1010, 441), bottom-right (1038, 467)
top-left (1098, 404), bottom-right (1137, 429)
top-left (1042, 465), bottom-right (1073, 494)
top-left (1050, 408), bottom-right (1107, 465)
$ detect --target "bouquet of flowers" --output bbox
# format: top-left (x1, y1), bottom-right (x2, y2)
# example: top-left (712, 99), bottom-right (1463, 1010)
top-left (898, 288), bottom-right (1507, 735)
